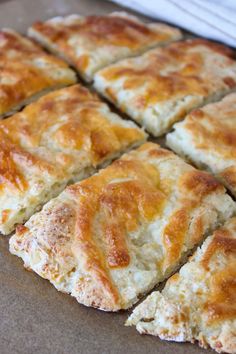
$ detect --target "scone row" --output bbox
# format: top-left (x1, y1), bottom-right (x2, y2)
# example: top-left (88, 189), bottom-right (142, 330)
top-left (127, 216), bottom-right (236, 354)
top-left (28, 15), bottom-right (236, 138)
top-left (0, 12), bottom-right (182, 117)
top-left (10, 142), bottom-right (236, 312)
top-left (2, 11), bottom-right (236, 141)
top-left (1, 12), bottom-right (236, 354)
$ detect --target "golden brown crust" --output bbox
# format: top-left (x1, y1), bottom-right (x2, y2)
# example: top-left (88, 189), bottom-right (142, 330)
top-left (10, 142), bottom-right (235, 311)
top-left (167, 92), bottom-right (236, 197)
top-left (0, 29), bottom-right (76, 116)
top-left (127, 218), bottom-right (236, 353)
top-left (0, 84), bottom-right (145, 234)
top-left (95, 39), bottom-right (236, 136)
top-left (29, 13), bottom-right (182, 80)
top-left (101, 39), bottom-right (235, 105)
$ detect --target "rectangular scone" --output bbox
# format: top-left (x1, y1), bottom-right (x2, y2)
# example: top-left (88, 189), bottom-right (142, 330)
top-left (9, 142), bottom-right (236, 311)
top-left (28, 12), bottom-right (182, 82)
top-left (127, 217), bottom-right (236, 354)
top-left (166, 93), bottom-right (236, 198)
top-left (94, 39), bottom-right (236, 137)
top-left (0, 29), bottom-right (76, 118)
top-left (0, 84), bottom-right (146, 235)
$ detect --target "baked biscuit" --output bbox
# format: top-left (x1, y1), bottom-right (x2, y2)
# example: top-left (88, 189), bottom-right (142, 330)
top-left (127, 217), bottom-right (236, 354)
top-left (0, 29), bottom-right (76, 118)
top-left (28, 12), bottom-right (182, 82)
top-left (167, 93), bottom-right (236, 198)
top-left (9, 143), bottom-right (235, 311)
top-left (0, 84), bottom-right (146, 235)
top-left (94, 39), bottom-right (236, 136)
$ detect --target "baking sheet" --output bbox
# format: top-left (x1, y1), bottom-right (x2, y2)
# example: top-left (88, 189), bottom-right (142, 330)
top-left (0, 1), bottom-right (210, 353)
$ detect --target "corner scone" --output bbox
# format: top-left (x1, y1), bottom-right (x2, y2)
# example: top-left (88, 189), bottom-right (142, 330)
top-left (166, 93), bottom-right (236, 198)
top-left (0, 29), bottom-right (76, 118)
top-left (94, 39), bottom-right (236, 136)
top-left (9, 143), bottom-right (236, 311)
top-left (28, 12), bottom-right (182, 82)
top-left (0, 84), bottom-right (146, 235)
top-left (127, 217), bottom-right (236, 354)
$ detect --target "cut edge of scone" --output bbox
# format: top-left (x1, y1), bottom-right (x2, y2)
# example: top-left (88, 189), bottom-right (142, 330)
top-left (93, 39), bottom-right (236, 137)
top-left (126, 217), bottom-right (236, 353)
top-left (0, 135), bottom-right (146, 236)
top-left (9, 143), bottom-right (236, 311)
top-left (0, 84), bottom-right (72, 120)
top-left (0, 83), bottom-right (147, 235)
top-left (27, 12), bottom-right (182, 82)
top-left (166, 98), bottom-right (236, 198)
top-left (0, 28), bottom-right (77, 118)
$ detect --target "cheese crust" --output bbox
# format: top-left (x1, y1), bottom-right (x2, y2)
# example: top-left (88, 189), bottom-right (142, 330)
top-left (28, 12), bottom-right (182, 82)
top-left (167, 93), bottom-right (236, 198)
top-left (127, 217), bottom-right (236, 354)
top-left (9, 143), bottom-right (236, 311)
top-left (0, 29), bottom-right (76, 118)
top-left (94, 39), bottom-right (236, 136)
top-left (0, 84), bottom-right (146, 235)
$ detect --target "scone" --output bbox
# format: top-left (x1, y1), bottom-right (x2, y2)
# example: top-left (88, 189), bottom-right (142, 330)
top-left (28, 12), bottom-right (182, 82)
top-left (9, 143), bottom-right (236, 311)
top-left (166, 93), bottom-right (236, 198)
top-left (94, 39), bottom-right (236, 136)
top-left (127, 217), bottom-right (236, 354)
top-left (0, 84), bottom-right (146, 235)
top-left (0, 28), bottom-right (76, 118)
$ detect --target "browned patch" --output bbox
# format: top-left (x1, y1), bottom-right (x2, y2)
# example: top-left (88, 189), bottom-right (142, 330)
top-left (202, 227), bottom-right (236, 323)
top-left (185, 101), bottom-right (236, 159)
top-left (204, 263), bottom-right (236, 323)
top-left (99, 39), bottom-right (236, 114)
top-left (16, 224), bottom-right (29, 236)
top-left (223, 77), bottom-right (236, 88)
top-left (32, 15), bottom-right (172, 55)
top-left (148, 147), bottom-right (173, 158)
top-left (180, 170), bottom-right (223, 198)
top-left (76, 54), bottom-right (89, 71)
top-left (163, 208), bottom-right (189, 271)
top-left (66, 153), bottom-right (168, 307)
top-left (1, 209), bottom-right (11, 224)
top-left (219, 166), bottom-right (236, 190)
top-left (0, 84), bottom-right (144, 200)
top-left (0, 30), bottom-right (75, 116)
top-left (201, 228), bottom-right (236, 270)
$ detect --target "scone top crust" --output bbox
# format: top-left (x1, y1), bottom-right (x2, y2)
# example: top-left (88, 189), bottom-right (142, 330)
top-left (0, 29), bottom-right (76, 117)
top-left (94, 39), bottom-right (236, 136)
top-left (0, 84), bottom-right (146, 234)
top-left (167, 93), bottom-right (236, 196)
top-left (127, 217), bottom-right (236, 353)
top-left (28, 12), bottom-right (182, 81)
top-left (10, 142), bottom-right (235, 311)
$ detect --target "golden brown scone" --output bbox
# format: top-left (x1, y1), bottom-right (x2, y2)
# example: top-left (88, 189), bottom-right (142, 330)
top-left (94, 39), bottom-right (236, 136)
top-left (0, 84), bottom-right (146, 235)
top-left (28, 12), bottom-right (182, 82)
top-left (0, 28), bottom-right (76, 118)
top-left (10, 143), bottom-right (236, 311)
top-left (167, 93), bottom-right (236, 198)
top-left (127, 217), bottom-right (236, 354)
